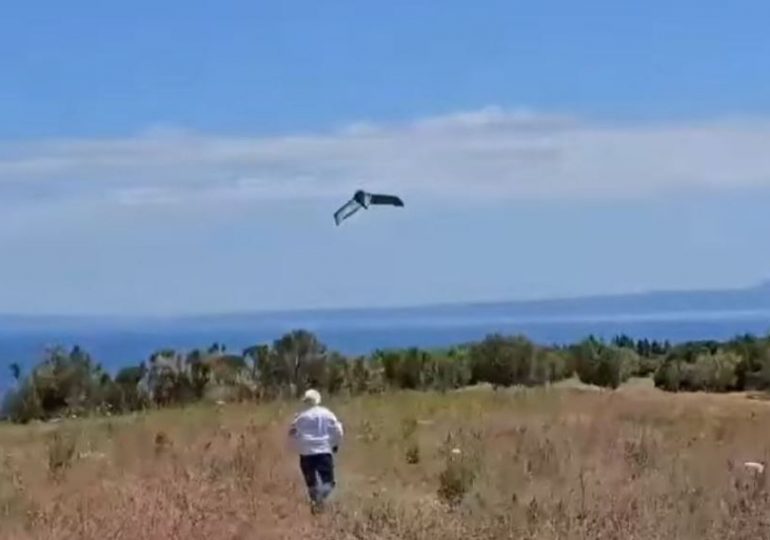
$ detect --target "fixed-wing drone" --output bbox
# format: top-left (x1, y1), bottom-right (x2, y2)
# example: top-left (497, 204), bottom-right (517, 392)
top-left (333, 190), bottom-right (404, 226)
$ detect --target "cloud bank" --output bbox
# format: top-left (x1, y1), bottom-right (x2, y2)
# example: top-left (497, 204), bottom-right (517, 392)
top-left (2, 106), bottom-right (770, 209)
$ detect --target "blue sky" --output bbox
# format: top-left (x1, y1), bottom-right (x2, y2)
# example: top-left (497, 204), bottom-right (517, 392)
top-left (1, 1), bottom-right (770, 314)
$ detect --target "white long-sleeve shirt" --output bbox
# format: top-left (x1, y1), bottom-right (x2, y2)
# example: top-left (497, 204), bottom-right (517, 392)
top-left (289, 405), bottom-right (344, 456)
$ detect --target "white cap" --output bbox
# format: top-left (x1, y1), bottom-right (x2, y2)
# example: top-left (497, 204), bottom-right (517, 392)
top-left (302, 388), bottom-right (321, 406)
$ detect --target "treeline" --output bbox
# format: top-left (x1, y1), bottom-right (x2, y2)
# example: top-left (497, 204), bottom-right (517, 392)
top-left (4, 330), bottom-right (770, 423)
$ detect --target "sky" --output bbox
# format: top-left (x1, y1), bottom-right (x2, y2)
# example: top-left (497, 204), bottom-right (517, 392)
top-left (1, 0), bottom-right (770, 315)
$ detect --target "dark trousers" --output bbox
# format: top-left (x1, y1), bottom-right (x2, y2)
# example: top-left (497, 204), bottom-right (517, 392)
top-left (299, 453), bottom-right (335, 504)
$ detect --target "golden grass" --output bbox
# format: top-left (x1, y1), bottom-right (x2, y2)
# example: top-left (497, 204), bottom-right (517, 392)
top-left (2, 381), bottom-right (770, 539)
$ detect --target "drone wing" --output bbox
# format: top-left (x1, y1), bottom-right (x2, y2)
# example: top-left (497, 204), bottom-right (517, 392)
top-left (368, 193), bottom-right (404, 207)
top-left (334, 197), bottom-right (364, 226)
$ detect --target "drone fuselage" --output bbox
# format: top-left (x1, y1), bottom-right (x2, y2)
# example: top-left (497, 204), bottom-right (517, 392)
top-left (352, 190), bottom-right (369, 208)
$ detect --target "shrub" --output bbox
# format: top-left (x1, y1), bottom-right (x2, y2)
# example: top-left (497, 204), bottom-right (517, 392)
top-left (469, 334), bottom-right (537, 388)
top-left (691, 351), bottom-right (741, 392)
top-left (47, 430), bottom-right (77, 480)
top-left (573, 338), bottom-right (638, 389)
top-left (325, 353), bottom-right (350, 395)
top-left (532, 349), bottom-right (569, 385)
top-left (437, 453), bottom-right (477, 506)
top-left (2, 380), bottom-right (44, 424)
top-left (732, 339), bottom-right (770, 391)
top-left (654, 358), bottom-right (685, 391)
top-left (431, 353), bottom-right (471, 391)
top-left (654, 351), bottom-right (741, 392)
top-left (405, 443), bottom-right (421, 465)
top-left (635, 356), bottom-right (663, 377)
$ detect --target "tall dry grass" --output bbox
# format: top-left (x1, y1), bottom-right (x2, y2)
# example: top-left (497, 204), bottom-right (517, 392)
top-left (2, 381), bottom-right (770, 539)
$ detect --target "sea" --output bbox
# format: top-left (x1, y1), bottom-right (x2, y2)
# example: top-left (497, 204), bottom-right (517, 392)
top-left (1, 308), bottom-right (770, 390)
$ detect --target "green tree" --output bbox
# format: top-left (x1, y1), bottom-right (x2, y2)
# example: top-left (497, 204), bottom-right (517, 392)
top-left (9, 363), bottom-right (21, 384)
top-left (612, 334), bottom-right (635, 350)
top-left (350, 357), bottom-right (375, 394)
top-left (111, 364), bottom-right (146, 411)
top-left (739, 343), bottom-right (770, 390)
top-left (3, 346), bottom-right (113, 420)
top-left (141, 350), bottom-right (197, 406)
top-left (244, 344), bottom-right (270, 383)
top-left (572, 338), bottom-right (637, 389)
top-left (378, 350), bottom-right (402, 388)
top-left (690, 351), bottom-right (740, 391)
top-left (470, 334), bottom-right (536, 388)
top-left (272, 330), bottom-right (328, 397)
top-left (325, 353), bottom-right (350, 395)
top-left (531, 349), bottom-right (568, 385)
top-left (432, 351), bottom-right (471, 392)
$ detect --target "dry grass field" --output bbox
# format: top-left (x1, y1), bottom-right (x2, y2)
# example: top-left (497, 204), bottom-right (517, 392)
top-left (2, 380), bottom-right (770, 539)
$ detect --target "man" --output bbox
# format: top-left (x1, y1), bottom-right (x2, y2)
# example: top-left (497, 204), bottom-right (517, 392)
top-left (288, 388), bottom-right (344, 511)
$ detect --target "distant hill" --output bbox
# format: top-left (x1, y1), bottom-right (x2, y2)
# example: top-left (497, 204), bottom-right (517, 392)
top-left (418, 282), bottom-right (770, 319)
top-left (165, 281), bottom-right (770, 329)
top-left (3, 282), bottom-right (770, 332)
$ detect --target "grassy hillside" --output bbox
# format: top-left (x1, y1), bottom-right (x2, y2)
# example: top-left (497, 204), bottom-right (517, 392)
top-left (2, 381), bottom-right (770, 539)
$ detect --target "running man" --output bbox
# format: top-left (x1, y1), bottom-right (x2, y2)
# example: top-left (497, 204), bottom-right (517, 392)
top-left (288, 389), bottom-right (344, 512)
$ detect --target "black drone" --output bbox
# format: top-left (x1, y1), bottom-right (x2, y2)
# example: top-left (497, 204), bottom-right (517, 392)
top-left (333, 190), bottom-right (404, 226)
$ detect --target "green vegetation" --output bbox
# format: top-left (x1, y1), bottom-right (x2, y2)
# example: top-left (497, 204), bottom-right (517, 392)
top-left (5, 330), bottom-right (770, 423)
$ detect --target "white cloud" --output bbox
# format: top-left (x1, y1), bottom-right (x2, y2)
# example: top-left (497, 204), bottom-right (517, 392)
top-left (2, 107), bottom-right (770, 209)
